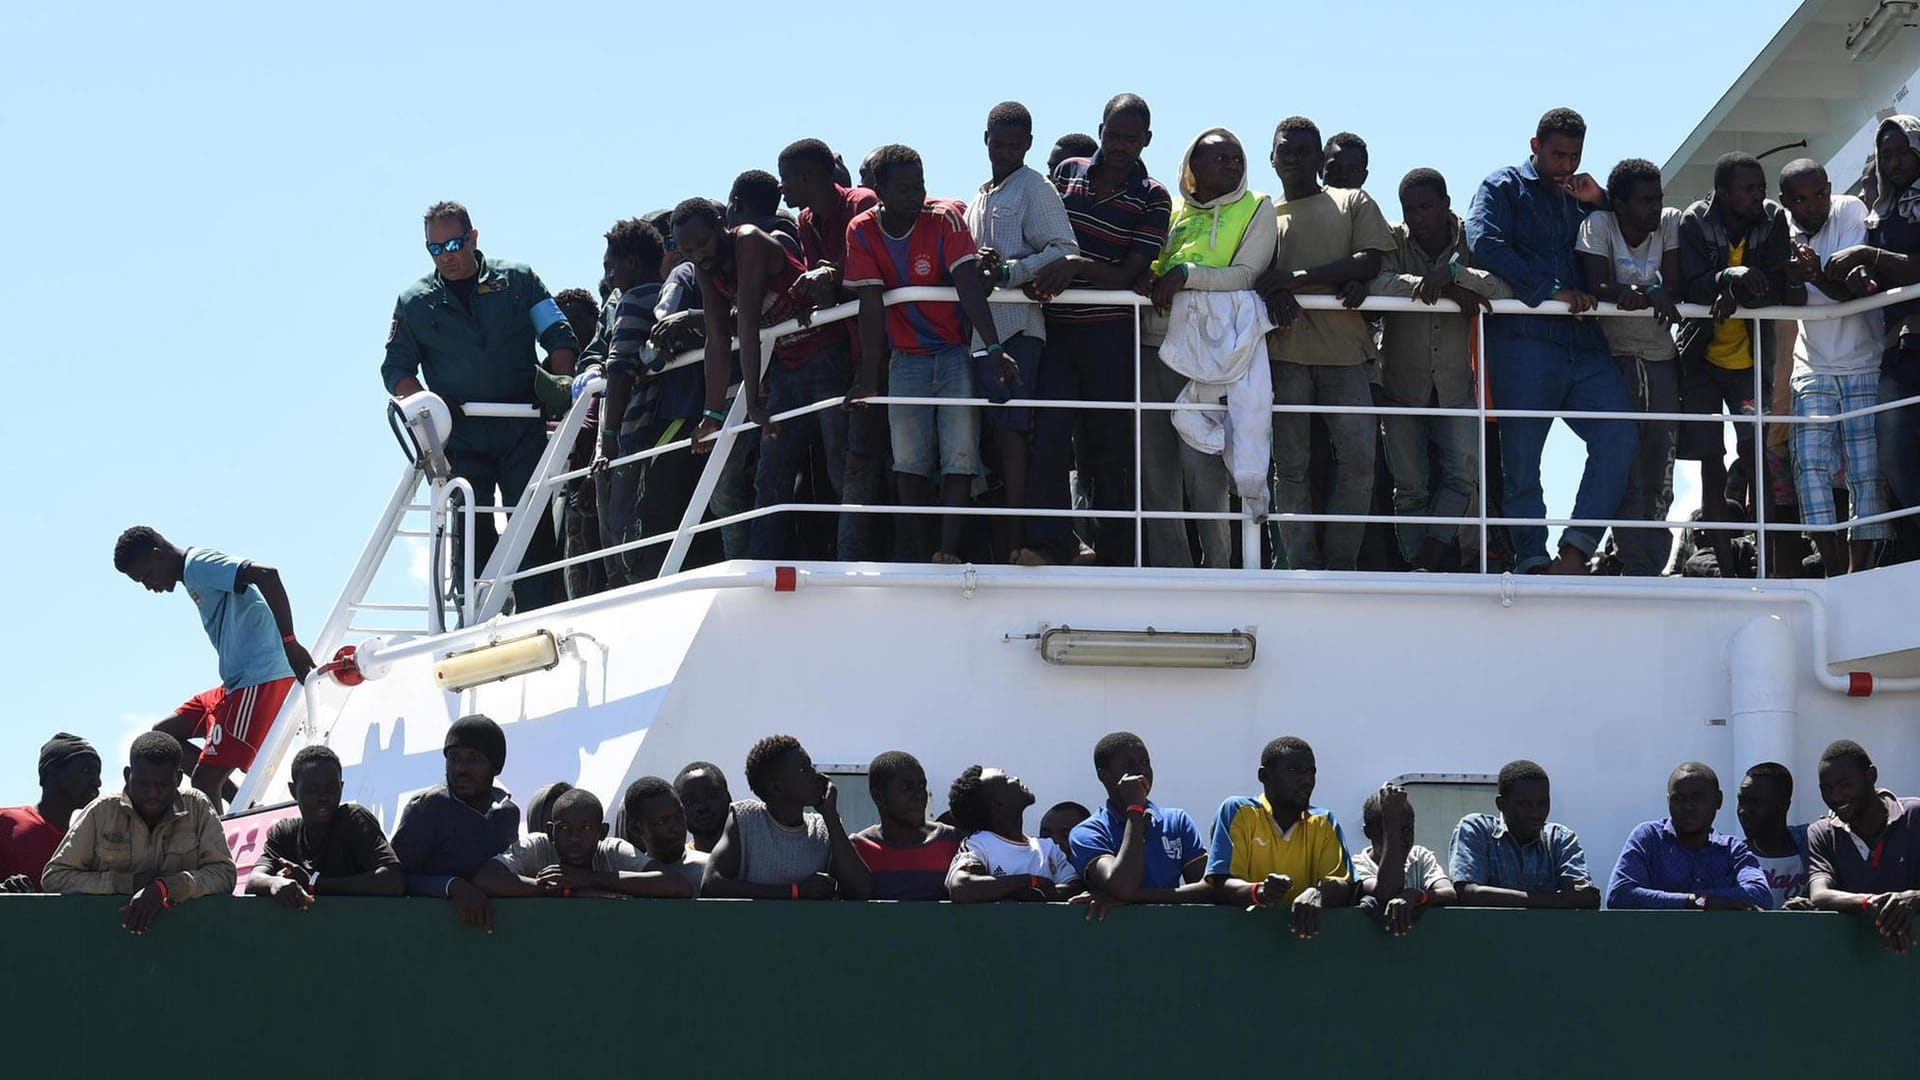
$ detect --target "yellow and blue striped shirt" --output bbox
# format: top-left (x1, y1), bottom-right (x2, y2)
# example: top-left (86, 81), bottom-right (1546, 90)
top-left (1204, 795), bottom-right (1353, 904)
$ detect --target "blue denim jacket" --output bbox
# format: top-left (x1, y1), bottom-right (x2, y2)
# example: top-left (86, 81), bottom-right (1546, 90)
top-left (1466, 158), bottom-right (1606, 350)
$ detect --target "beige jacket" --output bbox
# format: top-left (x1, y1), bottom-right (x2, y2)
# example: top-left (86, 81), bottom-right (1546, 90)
top-left (42, 788), bottom-right (235, 900)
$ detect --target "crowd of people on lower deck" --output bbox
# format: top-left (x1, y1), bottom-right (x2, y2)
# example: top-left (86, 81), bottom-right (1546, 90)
top-left (5, 721), bottom-right (1916, 953)
top-left (376, 97), bottom-right (1920, 603)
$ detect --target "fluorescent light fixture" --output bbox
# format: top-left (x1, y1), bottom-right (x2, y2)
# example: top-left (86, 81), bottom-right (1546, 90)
top-left (1037, 627), bottom-right (1255, 669)
top-left (435, 629), bottom-right (560, 692)
top-left (1848, 1), bottom-right (1917, 61)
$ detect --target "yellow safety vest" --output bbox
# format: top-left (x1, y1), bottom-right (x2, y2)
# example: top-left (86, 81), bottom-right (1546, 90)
top-left (1154, 190), bottom-right (1266, 275)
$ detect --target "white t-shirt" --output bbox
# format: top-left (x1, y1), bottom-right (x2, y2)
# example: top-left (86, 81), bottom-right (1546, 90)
top-left (1576, 208), bottom-right (1682, 361)
top-left (945, 831), bottom-right (1079, 892)
top-left (1753, 850), bottom-right (1810, 909)
top-left (1351, 844), bottom-right (1449, 892)
top-left (1793, 195), bottom-right (1881, 377)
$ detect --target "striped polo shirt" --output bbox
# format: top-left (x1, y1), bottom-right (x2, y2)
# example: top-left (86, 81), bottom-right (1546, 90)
top-left (1048, 153), bottom-right (1170, 323)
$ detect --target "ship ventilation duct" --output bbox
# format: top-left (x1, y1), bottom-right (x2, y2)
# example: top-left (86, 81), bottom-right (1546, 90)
top-left (1729, 615), bottom-right (1797, 774)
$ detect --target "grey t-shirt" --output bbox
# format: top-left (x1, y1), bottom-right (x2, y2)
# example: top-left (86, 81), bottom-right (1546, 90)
top-left (493, 834), bottom-right (645, 876)
top-left (643, 848), bottom-right (708, 897)
top-left (732, 799), bottom-right (830, 886)
top-left (1576, 208), bottom-right (1681, 361)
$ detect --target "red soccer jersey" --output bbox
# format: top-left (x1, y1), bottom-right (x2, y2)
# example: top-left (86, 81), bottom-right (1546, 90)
top-left (0, 805), bottom-right (62, 890)
top-left (842, 202), bottom-right (979, 355)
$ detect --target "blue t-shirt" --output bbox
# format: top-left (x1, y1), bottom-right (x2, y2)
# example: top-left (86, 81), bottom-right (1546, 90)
top-left (1067, 800), bottom-right (1206, 891)
top-left (182, 548), bottom-right (293, 691)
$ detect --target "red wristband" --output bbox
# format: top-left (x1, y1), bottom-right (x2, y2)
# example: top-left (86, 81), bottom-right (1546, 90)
top-left (282, 634), bottom-right (297, 644)
top-left (1862, 894), bottom-right (1875, 911)
top-left (1029, 875), bottom-right (1040, 893)
top-left (790, 883), bottom-right (800, 900)
top-left (1124, 803), bottom-right (1150, 818)
top-left (1416, 890), bottom-right (1430, 907)
top-left (1251, 881), bottom-right (1265, 906)
top-left (562, 888), bottom-right (572, 898)
top-left (153, 879), bottom-right (171, 909)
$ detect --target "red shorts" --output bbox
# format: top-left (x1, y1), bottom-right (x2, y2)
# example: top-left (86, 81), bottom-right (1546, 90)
top-left (174, 677), bottom-right (296, 771)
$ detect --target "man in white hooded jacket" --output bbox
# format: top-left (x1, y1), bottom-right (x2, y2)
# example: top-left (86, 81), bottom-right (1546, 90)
top-left (1137, 128), bottom-right (1277, 568)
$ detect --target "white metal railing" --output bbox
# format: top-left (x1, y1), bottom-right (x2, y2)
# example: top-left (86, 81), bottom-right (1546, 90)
top-left (464, 281), bottom-right (1920, 610)
top-left (230, 282), bottom-right (1920, 812)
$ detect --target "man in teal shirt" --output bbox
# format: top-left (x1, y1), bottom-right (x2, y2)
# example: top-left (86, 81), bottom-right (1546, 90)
top-left (115, 527), bottom-right (312, 811)
top-left (383, 201), bottom-right (579, 611)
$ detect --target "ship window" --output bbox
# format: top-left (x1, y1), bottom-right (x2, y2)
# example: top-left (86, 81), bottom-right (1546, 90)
top-left (815, 763), bottom-right (877, 834)
top-left (1385, 773), bottom-right (1498, 860)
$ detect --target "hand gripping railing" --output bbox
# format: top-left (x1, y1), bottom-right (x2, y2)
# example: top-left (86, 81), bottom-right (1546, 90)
top-left (473, 282), bottom-right (1920, 609)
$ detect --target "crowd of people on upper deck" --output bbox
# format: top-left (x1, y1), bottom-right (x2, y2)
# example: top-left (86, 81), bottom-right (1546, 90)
top-left (373, 97), bottom-right (1920, 604)
top-left (4, 720), bottom-right (1916, 952)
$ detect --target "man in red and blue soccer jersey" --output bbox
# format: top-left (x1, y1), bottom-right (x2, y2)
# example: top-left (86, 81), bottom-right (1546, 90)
top-left (844, 144), bottom-right (1015, 562)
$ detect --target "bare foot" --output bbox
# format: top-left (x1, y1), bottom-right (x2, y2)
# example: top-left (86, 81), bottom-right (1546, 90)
top-left (931, 551), bottom-right (964, 565)
top-left (1010, 547), bottom-right (1049, 567)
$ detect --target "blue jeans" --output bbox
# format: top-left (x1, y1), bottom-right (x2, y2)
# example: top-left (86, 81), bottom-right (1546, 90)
top-left (888, 346), bottom-right (982, 478)
top-left (1485, 331), bottom-right (1637, 570)
top-left (750, 345), bottom-right (851, 559)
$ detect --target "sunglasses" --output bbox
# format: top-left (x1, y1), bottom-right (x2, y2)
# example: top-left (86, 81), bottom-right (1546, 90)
top-left (426, 233), bottom-right (472, 257)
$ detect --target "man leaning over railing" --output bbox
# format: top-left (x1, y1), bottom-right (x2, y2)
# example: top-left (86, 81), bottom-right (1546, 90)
top-left (1774, 160), bottom-right (1892, 576)
top-left (1466, 107), bottom-right (1634, 575)
top-left (1138, 126), bottom-right (1276, 570)
top-left (1832, 114), bottom-right (1920, 562)
top-left (1675, 152), bottom-right (1800, 565)
top-left (594, 218), bottom-right (669, 589)
top-left (1373, 167), bottom-right (1508, 572)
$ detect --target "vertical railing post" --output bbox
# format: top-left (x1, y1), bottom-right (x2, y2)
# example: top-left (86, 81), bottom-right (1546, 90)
top-left (1476, 310), bottom-right (1490, 574)
top-left (1752, 315), bottom-right (1768, 581)
top-left (1133, 309), bottom-right (1144, 568)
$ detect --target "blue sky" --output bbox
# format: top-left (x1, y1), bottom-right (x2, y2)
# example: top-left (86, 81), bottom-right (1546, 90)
top-left (0, 0), bottom-right (1804, 806)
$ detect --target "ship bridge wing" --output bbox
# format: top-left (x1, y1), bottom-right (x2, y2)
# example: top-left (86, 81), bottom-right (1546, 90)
top-left (1663, 0), bottom-right (1920, 204)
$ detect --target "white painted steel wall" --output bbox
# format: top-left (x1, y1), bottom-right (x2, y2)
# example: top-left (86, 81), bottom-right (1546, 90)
top-left (263, 563), bottom-right (1920, 886)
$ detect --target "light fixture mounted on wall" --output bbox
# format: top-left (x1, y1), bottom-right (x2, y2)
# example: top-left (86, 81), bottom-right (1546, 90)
top-left (434, 629), bottom-right (562, 692)
top-left (1037, 626), bottom-right (1256, 670)
top-left (1847, 1), bottom-right (1918, 61)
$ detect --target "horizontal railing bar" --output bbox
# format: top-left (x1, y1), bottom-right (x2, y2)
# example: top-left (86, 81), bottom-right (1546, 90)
top-left (347, 602), bottom-right (430, 611)
top-left (494, 492), bottom-right (1920, 586)
top-left (618, 283), bottom-right (1920, 380)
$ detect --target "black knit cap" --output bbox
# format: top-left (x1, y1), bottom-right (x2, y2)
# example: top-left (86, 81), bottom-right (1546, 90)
top-left (38, 732), bottom-right (99, 782)
top-left (444, 714), bottom-right (507, 776)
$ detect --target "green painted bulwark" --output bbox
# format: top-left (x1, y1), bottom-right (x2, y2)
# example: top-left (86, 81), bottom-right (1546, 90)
top-left (3, 898), bottom-right (1912, 1077)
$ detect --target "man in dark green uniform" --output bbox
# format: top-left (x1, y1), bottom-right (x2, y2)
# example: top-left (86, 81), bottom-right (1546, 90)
top-left (382, 201), bottom-right (579, 612)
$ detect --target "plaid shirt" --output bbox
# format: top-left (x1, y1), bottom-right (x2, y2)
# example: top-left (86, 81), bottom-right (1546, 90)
top-left (966, 164), bottom-right (1077, 344)
top-left (1448, 811), bottom-right (1590, 891)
